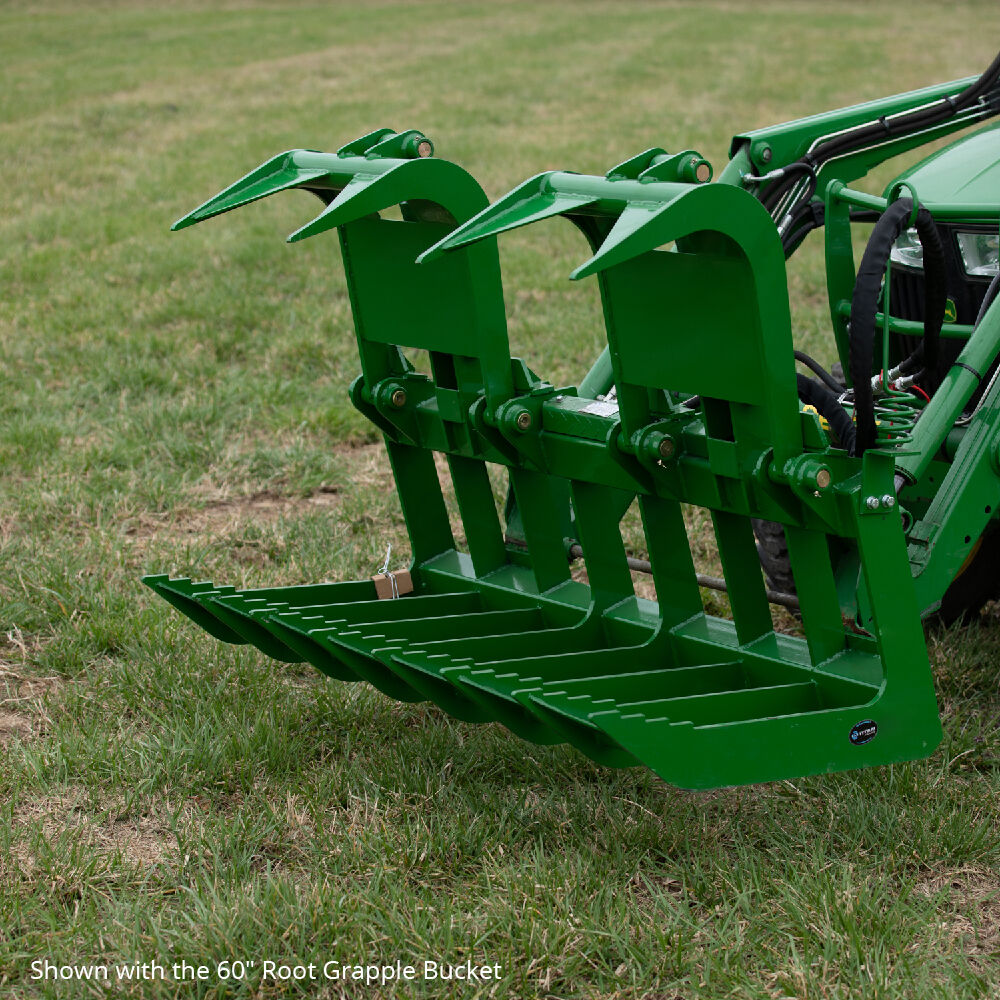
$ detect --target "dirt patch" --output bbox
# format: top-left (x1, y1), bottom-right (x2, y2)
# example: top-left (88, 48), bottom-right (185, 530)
top-left (126, 444), bottom-right (397, 551)
top-left (915, 867), bottom-right (1000, 960)
top-left (0, 710), bottom-right (32, 743)
top-left (10, 792), bottom-right (177, 872)
top-left (125, 484), bottom-right (343, 546)
top-left (0, 633), bottom-right (61, 744)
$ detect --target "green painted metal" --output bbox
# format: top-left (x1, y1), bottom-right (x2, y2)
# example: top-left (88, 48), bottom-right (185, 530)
top-left (889, 122), bottom-right (1000, 215)
top-left (145, 60), bottom-right (1000, 791)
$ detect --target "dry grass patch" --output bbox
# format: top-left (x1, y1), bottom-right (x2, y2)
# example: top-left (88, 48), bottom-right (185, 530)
top-left (124, 484), bottom-right (342, 547)
top-left (0, 710), bottom-right (33, 744)
top-left (915, 867), bottom-right (1000, 962)
top-left (10, 790), bottom-right (178, 873)
top-left (0, 632), bottom-right (61, 744)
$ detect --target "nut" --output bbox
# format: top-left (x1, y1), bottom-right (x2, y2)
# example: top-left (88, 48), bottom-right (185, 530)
top-left (658, 437), bottom-right (676, 460)
top-left (865, 495), bottom-right (881, 511)
top-left (815, 468), bottom-right (832, 489)
top-left (515, 410), bottom-right (532, 431)
top-left (390, 389), bottom-right (407, 408)
top-left (881, 494), bottom-right (896, 509)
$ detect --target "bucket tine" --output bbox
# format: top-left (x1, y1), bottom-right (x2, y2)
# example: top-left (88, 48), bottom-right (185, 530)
top-left (142, 576), bottom-right (242, 643)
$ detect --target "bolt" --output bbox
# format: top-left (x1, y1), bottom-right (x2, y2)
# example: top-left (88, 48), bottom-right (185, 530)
top-left (865, 496), bottom-right (881, 511)
top-left (881, 494), bottom-right (896, 509)
top-left (658, 436), bottom-right (676, 460)
top-left (515, 410), bottom-right (532, 431)
top-left (416, 140), bottom-right (433, 158)
top-left (815, 468), bottom-right (832, 489)
top-left (391, 389), bottom-right (407, 408)
top-left (760, 145), bottom-right (773, 164)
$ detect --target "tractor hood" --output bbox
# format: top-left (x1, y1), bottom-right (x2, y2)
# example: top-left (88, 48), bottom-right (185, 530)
top-left (888, 122), bottom-right (1000, 216)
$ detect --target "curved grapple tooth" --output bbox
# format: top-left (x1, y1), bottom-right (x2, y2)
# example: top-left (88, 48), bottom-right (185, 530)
top-left (417, 173), bottom-right (599, 263)
top-left (570, 202), bottom-right (671, 280)
top-left (285, 167), bottom-right (407, 243)
top-left (171, 150), bottom-right (334, 231)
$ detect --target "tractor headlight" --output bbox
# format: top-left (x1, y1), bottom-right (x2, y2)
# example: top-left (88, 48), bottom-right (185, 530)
top-left (890, 227), bottom-right (923, 270)
top-left (956, 231), bottom-right (1000, 277)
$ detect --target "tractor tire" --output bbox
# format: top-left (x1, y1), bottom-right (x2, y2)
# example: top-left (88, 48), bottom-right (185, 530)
top-left (936, 527), bottom-right (1000, 626)
top-left (751, 518), bottom-right (796, 594)
top-left (751, 518), bottom-right (1000, 626)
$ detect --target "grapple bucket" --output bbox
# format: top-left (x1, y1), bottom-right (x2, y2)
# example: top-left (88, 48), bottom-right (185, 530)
top-left (145, 133), bottom-right (942, 790)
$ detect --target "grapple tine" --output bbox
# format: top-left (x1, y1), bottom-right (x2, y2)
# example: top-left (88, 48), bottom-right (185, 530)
top-left (571, 183), bottom-right (751, 280)
top-left (172, 129), bottom-right (438, 235)
top-left (335, 128), bottom-right (397, 156)
top-left (417, 173), bottom-right (598, 263)
top-left (568, 203), bottom-right (667, 280)
top-left (285, 164), bottom-right (417, 243)
top-left (142, 575), bottom-right (243, 643)
top-left (171, 151), bottom-right (331, 231)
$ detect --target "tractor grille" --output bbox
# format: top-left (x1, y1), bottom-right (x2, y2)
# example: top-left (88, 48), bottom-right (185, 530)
top-left (889, 267), bottom-right (991, 324)
top-left (889, 250), bottom-right (993, 391)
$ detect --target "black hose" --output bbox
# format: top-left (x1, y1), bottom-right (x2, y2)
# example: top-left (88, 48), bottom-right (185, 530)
top-left (755, 50), bottom-right (1000, 227)
top-left (794, 350), bottom-right (844, 392)
top-left (975, 273), bottom-right (1000, 328)
top-left (796, 374), bottom-right (856, 453)
top-left (806, 51), bottom-right (1000, 168)
top-left (848, 198), bottom-right (947, 455)
top-left (761, 162), bottom-right (817, 213)
top-left (782, 206), bottom-right (880, 258)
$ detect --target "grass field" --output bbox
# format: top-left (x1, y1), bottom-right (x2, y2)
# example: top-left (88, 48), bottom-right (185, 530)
top-left (3, 1), bottom-right (1000, 997)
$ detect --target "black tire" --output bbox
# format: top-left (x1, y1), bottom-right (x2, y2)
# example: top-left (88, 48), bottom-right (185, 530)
top-left (936, 527), bottom-right (1000, 626)
top-left (752, 517), bottom-right (1000, 626)
top-left (751, 518), bottom-right (796, 594)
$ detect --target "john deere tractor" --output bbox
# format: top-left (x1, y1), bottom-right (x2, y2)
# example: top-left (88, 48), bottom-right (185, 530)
top-left (146, 51), bottom-right (1000, 790)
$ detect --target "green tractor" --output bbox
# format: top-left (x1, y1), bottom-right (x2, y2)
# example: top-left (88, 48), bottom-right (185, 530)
top-left (754, 113), bottom-right (1000, 624)
top-left (147, 52), bottom-right (1000, 790)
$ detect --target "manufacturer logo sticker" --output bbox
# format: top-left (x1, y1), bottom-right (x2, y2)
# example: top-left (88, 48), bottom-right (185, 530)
top-left (944, 298), bottom-right (958, 323)
top-left (849, 719), bottom-right (877, 745)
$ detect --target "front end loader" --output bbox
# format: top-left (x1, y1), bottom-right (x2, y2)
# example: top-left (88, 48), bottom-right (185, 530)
top-left (145, 53), bottom-right (1000, 790)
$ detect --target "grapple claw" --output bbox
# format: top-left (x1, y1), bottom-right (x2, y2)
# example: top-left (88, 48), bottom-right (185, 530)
top-left (170, 151), bottom-right (332, 230)
top-left (149, 119), bottom-right (955, 790)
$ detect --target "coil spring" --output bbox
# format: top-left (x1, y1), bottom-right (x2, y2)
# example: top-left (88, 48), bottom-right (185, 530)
top-left (873, 386), bottom-right (920, 448)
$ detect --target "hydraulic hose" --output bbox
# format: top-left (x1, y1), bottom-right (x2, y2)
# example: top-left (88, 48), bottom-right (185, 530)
top-left (756, 49), bottom-right (1000, 241)
top-left (848, 198), bottom-right (947, 455)
top-left (794, 350), bottom-right (844, 393)
top-left (975, 272), bottom-right (1000, 328)
top-left (796, 374), bottom-right (856, 453)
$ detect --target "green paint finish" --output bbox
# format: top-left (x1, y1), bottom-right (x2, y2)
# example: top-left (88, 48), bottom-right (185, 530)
top-left (146, 65), bottom-right (1000, 789)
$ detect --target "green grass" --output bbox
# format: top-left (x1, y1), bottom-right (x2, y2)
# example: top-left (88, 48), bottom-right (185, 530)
top-left (2, 1), bottom-right (1000, 997)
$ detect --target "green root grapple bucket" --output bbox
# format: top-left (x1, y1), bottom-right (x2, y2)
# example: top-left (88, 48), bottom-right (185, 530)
top-left (147, 58), bottom-right (1000, 789)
